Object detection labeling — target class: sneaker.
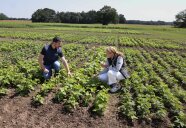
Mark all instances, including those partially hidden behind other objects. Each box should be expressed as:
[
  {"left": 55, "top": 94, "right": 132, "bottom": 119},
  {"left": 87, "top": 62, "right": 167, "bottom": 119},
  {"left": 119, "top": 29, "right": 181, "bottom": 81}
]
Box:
[{"left": 109, "top": 83, "right": 121, "bottom": 93}]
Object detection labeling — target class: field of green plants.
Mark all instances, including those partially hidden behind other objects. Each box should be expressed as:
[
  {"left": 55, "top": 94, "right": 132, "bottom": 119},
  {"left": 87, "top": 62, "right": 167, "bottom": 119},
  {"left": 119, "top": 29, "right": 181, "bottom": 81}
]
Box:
[{"left": 0, "top": 21, "right": 185, "bottom": 127}]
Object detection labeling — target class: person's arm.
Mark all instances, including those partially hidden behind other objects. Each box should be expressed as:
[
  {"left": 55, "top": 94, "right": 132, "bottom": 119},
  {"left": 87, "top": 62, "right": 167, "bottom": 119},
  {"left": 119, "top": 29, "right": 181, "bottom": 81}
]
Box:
[
  {"left": 110, "top": 56, "right": 123, "bottom": 72},
  {"left": 61, "top": 57, "right": 71, "bottom": 76},
  {"left": 100, "top": 59, "right": 109, "bottom": 68},
  {"left": 98, "top": 59, "right": 109, "bottom": 75},
  {"left": 38, "top": 54, "right": 49, "bottom": 73}
]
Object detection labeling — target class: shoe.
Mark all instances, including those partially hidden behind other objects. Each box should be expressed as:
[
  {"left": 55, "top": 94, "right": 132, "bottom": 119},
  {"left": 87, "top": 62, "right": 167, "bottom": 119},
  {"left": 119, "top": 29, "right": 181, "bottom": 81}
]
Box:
[{"left": 109, "top": 83, "right": 121, "bottom": 93}]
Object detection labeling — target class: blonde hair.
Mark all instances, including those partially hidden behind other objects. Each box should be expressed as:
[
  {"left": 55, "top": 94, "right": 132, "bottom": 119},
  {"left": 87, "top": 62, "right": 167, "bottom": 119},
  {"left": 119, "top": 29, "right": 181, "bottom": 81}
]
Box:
[{"left": 106, "top": 46, "right": 124, "bottom": 57}]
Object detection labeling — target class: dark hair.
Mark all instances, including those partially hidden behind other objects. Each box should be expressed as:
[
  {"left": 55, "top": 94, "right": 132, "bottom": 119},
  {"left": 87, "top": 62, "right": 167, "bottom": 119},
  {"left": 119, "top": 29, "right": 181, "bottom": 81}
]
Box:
[{"left": 53, "top": 36, "right": 62, "bottom": 43}]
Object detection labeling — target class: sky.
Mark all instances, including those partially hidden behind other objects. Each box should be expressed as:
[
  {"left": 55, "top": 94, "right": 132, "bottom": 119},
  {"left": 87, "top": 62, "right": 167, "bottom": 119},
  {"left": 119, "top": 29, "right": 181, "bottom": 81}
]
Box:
[{"left": 0, "top": 0, "right": 185, "bottom": 22}]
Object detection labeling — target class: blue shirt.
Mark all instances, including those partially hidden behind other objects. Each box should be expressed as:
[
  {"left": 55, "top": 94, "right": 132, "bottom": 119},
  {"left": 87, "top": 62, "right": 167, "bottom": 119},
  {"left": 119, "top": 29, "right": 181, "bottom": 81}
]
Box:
[{"left": 41, "top": 44, "right": 63, "bottom": 65}]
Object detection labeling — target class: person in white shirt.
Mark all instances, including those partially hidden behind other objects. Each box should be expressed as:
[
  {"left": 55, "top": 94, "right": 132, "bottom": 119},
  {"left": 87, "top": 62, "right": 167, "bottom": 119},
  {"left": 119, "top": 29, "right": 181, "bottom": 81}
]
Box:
[{"left": 98, "top": 46, "right": 129, "bottom": 93}]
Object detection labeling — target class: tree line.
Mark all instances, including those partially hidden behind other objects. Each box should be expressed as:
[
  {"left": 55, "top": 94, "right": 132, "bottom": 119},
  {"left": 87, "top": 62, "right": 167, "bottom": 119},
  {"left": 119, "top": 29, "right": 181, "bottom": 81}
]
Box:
[
  {"left": 31, "top": 6, "right": 126, "bottom": 25},
  {"left": 0, "top": 13, "right": 29, "bottom": 20},
  {"left": 30, "top": 7, "right": 185, "bottom": 27},
  {"left": 126, "top": 20, "right": 173, "bottom": 25}
]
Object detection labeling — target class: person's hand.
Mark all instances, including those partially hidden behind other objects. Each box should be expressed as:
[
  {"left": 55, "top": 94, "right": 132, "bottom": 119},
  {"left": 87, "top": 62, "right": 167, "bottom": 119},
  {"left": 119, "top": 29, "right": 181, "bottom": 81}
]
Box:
[
  {"left": 67, "top": 71, "right": 72, "bottom": 77},
  {"left": 100, "top": 62, "right": 105, "bottom": 67},
  {"left": 100, "top": 62, "right": 108, "bottom": 68},
  {"left": 43, "top": 68, "right": 49, "bottom": 73}
]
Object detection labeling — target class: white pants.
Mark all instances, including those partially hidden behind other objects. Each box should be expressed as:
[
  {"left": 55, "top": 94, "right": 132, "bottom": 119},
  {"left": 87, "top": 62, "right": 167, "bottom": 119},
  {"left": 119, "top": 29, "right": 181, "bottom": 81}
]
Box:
[{"left": 98, "top": 70, "right": 124, "bottom": 85}]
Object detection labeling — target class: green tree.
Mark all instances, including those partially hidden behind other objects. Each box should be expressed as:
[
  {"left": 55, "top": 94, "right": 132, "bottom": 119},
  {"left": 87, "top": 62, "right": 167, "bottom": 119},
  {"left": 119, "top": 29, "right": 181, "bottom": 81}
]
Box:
[
  {"left": 86, "top": 10, "right": 98, "bottom": 23},
  {"left": 0, "top": 13, "right": 8, "bottom": 20},
  {"left": 174, "top": 9, "right": 186, "bottom": 28},
  {"left": 97, "top": 6, "right": 118, "bottom": 25},
  {"left": 31, "top": 8, "right": 56, "bottom": 22},
  {"left": 119, "top": 14, "right": 126, "bottom": 24},
  {"left": 112, "top": 14, "right": 119, "bottom": 24}
]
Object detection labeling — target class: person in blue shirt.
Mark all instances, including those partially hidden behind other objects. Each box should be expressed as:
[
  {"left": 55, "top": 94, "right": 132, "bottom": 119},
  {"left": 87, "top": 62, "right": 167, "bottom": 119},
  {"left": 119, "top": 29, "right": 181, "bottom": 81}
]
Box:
[{"left": 38, "top": 36, "right": 71, "bottom": 80}]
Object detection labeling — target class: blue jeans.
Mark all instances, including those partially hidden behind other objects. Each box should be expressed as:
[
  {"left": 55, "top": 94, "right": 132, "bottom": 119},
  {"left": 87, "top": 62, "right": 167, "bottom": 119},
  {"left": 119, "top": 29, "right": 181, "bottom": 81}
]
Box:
[{"left": 43, "top": 61, "right": 60, "bottom": 80}]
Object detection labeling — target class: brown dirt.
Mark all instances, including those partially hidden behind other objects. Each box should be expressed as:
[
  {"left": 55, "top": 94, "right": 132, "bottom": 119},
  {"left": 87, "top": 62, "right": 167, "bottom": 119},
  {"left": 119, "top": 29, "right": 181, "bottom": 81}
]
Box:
[
  {"left": 0, "top": 88, "right": 127, "bottom": 128},
  {"left": 0, "top": 88, "right": 171, "bottom": 128}
]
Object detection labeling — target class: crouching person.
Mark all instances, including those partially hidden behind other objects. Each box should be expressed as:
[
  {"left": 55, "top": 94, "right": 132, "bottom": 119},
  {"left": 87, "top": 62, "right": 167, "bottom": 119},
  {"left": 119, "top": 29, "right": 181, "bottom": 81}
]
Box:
[
  {"left": 98, "top": 46, "right": 129, "bottom": 93},
  {"left": 38, "top": 36, "right": 71, "bottom": 80}
]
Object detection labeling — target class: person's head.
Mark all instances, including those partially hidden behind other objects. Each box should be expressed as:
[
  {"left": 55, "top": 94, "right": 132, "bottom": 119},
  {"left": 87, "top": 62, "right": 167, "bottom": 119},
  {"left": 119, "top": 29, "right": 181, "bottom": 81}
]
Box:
[
  {"left": 106, "top": 46, "right": 123, "bottom": 58},
  {"left": 51, "top": 36, "right": 62, "bottom": 49}
]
